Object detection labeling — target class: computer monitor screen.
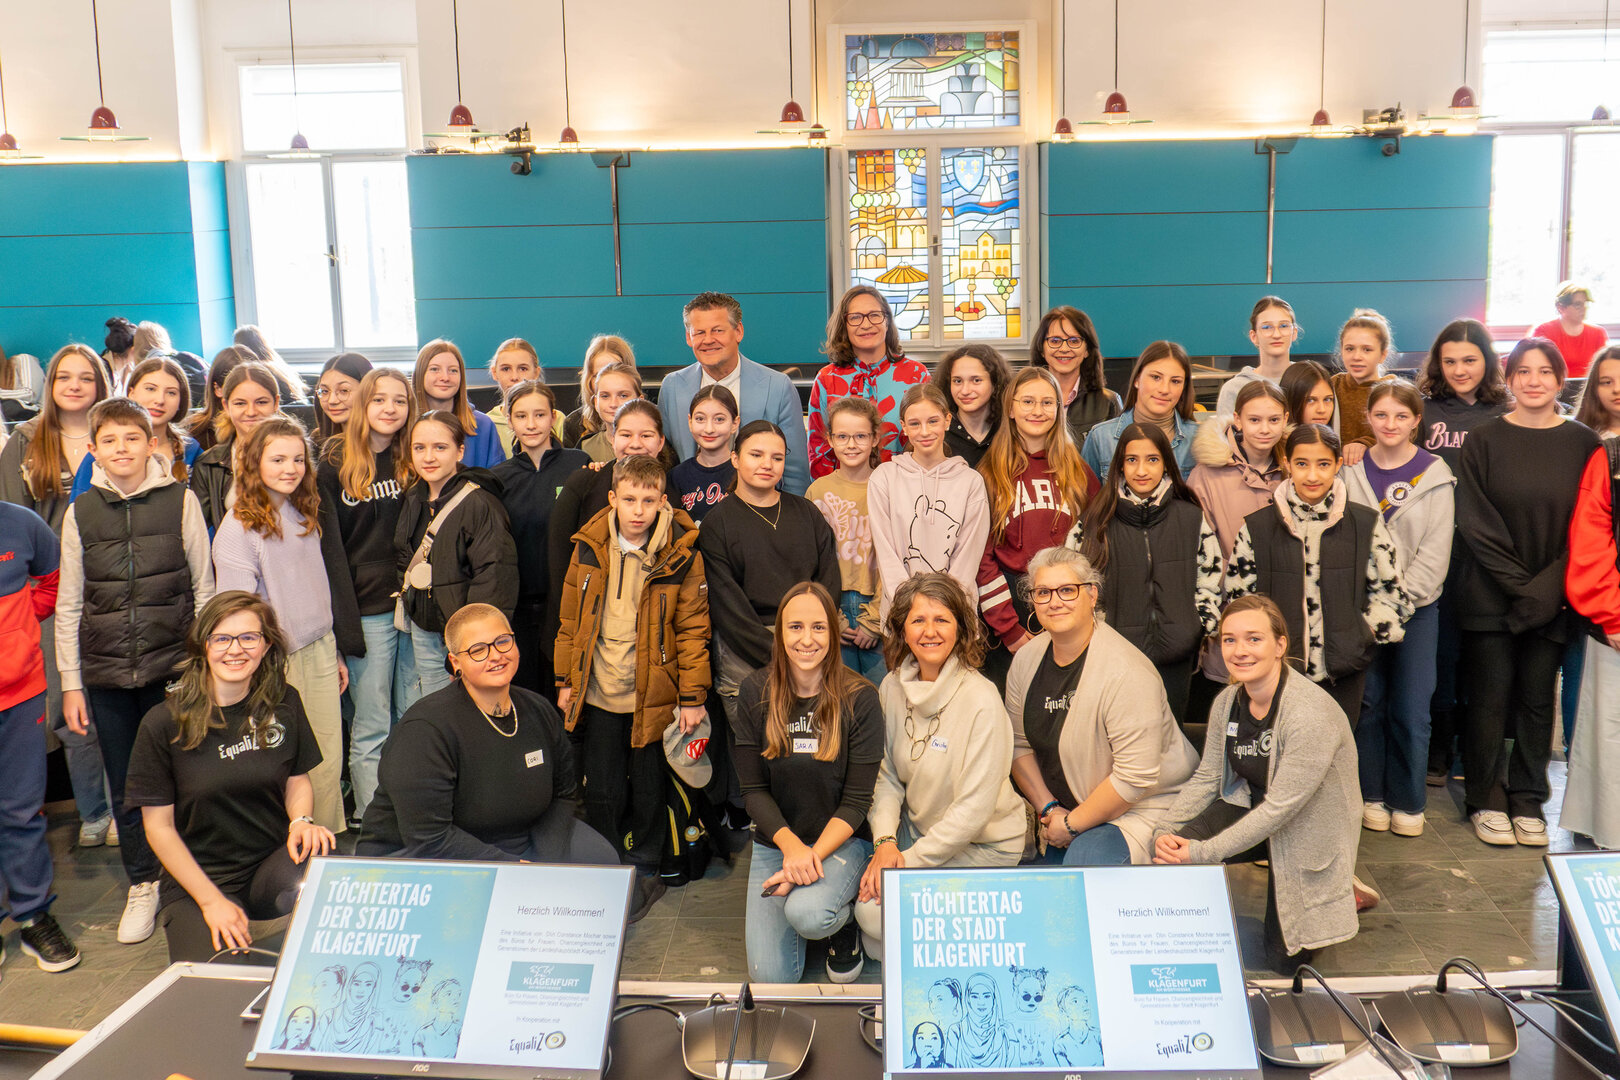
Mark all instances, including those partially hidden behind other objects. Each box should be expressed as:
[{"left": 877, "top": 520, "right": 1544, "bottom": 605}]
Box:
[
  {"left": 246, "top": 857, "right": 635, "bottom": 1080},
  {"left": 881, "top": 864, "right": 1262, "bottom": 1079},
  {"left": 1546, "top": 853, "right": 1620, "bottom": 1041}
]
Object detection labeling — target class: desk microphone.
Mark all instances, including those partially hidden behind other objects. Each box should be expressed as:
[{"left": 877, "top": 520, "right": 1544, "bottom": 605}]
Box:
[
  {"left": 679, "top": 981, "right": 815, "bottom": 1080},
  {"left": 1425, "top": 958, "right": 1610, "bottom": 1078}
]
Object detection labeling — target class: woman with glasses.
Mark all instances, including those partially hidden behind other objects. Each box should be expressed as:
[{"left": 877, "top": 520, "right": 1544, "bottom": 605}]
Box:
[
  {"left": 1006, "top": 548, "right": 1198, "bottom": 865},
  {"left": 806, "top": 286, "right": 932, "bottom": 480},
  {"left": 1081, "top": 341, "right": 1199, "bottom": 482},
  {"left": 312, "top": 353, "right": 372, "bottom": 444},
  {"left": 125, "top": 592, "right": 335, "bottom": 963},
  {"left": 1030, "top": 306, "right": 1121, "bottom": 446},
  {"left": 852, "top": 573, "right": 1025, "bottom": 960},
  {"left": 358, "top": 605, "right": 625, "bottom": 886},
  {"left": 1216, "top": 296, "right": 1301, "bottom": 423}
]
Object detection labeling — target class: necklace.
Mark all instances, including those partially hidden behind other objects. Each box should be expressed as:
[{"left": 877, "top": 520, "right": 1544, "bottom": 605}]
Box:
[
  {"left": 741, "top": 497, "right": 782, "bottom": 530},
  {"left": 904, "top": 703, "right": 942, "bottom": 762},
  {"left": 474, "top": 697, "right": 517, "bottom": 737}
]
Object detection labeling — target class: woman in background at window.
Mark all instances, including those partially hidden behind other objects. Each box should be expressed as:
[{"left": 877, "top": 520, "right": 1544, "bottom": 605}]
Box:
[
  {"left": 1280, "top": 360, "right": 1338, "bottom": 431},
  {"left": 189, "top": 345, "right": 255, "bottom": 453},
  {"left": 1029, "top": 306, "right": 1120, "bottom": 446},
  {"left": 233, "top": 325, "right": 311, "bottom": 406},
  {"left": 935, "top": 344, "right": 1012, "bottom": 469},
  {"left": 1216, "top": 297, "right": 1300, "bottom": 423},
  {"left": 313, "top": 353, "right": 372, "bottom": 445},
  {"left": 1533, "top": 281, "right": 1608, "bottom": 380},
  {"left": 561, "top": 335, "right": 636, "bottom": 449},
  {"left": 412, "top": 339, "right": 504, "bottom": 469},
  {"left": 190, "top": 363, "right": 282, "bottom": 534},
  {"left": 0, "top": 343, "right": 46, "bottom": 422},
  {"left": 806, "top": 286, "right": 930, "bottom": 480},
  {"left": 578, "top": 361, "right": 646, "bottom": 464}
]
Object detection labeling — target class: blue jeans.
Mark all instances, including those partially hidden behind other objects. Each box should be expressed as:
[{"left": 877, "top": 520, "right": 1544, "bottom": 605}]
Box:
[
  {"left": 348, "top": 613, "right": 418, "bottom": 818},
  {"left": 409, "top": 624, "right": 453, "bottom": 701},
  {"left": 1562, "top": 634, "right": 1586, "bottom": 755},
  {"left": 1359, "top": 601, "right": 1439, "bottom": 814},
  {"left": 0, "top": 694, "right": 56, "bottom": 922},
  {"left": 746, "top": 835, "right": 872, "bottom": 983},
  {"left": 839, "top": 591, "right": 886, "bottom": 682},
  {"left": 1038, "top": 822, "right": 1131, "bottom": 866},
  {"left": 44, "top": 616, "right": 109, "bottom": 823}
]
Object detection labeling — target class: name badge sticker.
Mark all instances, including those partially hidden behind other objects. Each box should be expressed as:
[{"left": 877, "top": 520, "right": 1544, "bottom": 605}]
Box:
[
  {"left": 1227, "top": 721, "right": 1240, "bottom": 737},
  {"left": 525, "top": 749, "right": 545, "bottom": 768},
  {"left": 793, "top": 737, "right": 819, "bottom": 754},
  {"left": 929, "top": 735, "right": 950, "bottom": 754}
]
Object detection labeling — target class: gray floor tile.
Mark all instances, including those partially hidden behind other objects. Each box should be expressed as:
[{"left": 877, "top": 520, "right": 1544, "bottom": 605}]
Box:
[
  {"left": 659, "top": 918, "right": 750, "bottom": 979},
  {"left": 1360, "top": 861, "right": 1496, "bottom": 914},
  {"left": 1355, "top": 822, "right": 1458, "bottom": 863},
  {"left": 1311, "top": 912, "right": 1433, "bottom": 977},
  {"left": 621, "top": 917, "right": 676, "bottom": 979},
  {"left": 1399, "top": 911, "right": 1540, "bottom": 971},
  {"left": 1499, "top": 906, "right": 1562, "bottom": 970},
  {"left": 1461, "top": 857, "right": 1559, "bottom": 910}
]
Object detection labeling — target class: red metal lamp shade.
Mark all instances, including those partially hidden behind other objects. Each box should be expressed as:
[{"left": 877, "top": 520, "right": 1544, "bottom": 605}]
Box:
[
  {"left": 447, "top": 103, "right": 475, "bottom": 129},
  {"left": 1450, "top": 85, "right": 1478, "bottom": 111},
  {"left": 88, "top": 105, "right": 118, "bottom": 131},
  {"left": 559, "top": 125, "right": 579, "bottom": 145},
  {"left": 1103, "top": 91, "right": 1130, "bottom": 123},
  {"left": 779, "top": 100, "right": 804, "bottom": 124}
]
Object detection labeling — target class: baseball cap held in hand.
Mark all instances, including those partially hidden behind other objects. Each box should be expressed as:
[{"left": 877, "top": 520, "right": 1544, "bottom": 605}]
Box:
[{"left": 663, "top": 708, "right": 712, "bottom": 788}]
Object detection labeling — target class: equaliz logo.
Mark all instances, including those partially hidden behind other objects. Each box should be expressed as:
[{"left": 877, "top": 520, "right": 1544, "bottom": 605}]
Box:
[{"left": 1155, "top": 1032, "right": 1214, "bottom": 1058}]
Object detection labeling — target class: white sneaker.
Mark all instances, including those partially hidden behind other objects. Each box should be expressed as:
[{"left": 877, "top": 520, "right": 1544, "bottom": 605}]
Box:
[
  {"left": 1511, "top": 816, "right": 1549, "bottom": 847},
  {"left": 1391, "top": 811, "right": 1425, "bottom": 837},
  {"left": 1362, "top": 802, "right": 1391, "bottom": 832},
  {"left": 117, "top": 882, "right": 160, "bottom": 944},
  {"left": 107, "top": 818, "right": 119, "bottom": 847},
  {"left": 1472, "top": 810, "right": 1517, "bottom": 846},
  {"left": 77, "top": 815, "right": 111, "bottom": 848}
]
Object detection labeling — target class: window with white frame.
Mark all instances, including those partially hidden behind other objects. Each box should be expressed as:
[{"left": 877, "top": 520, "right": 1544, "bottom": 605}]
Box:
[
  {"left": 838, "top": 29, "right": 1030, "bottom": 348},
  {"left": 237, "top": 60, "right": 417, "bottom": 356},
  {"left": 1483, "top": 30, "right": 1620, "bottom": 331}
]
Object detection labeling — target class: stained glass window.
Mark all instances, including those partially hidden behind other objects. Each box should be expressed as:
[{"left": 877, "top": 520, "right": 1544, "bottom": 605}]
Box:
[
  {"left": 849, "top": 149, "right": 931, "bottom": 341},
  {"left": 844, "top": 32, "right": 1020, "bottom": 131},
  {"left": 940, "top": 147, "right": 1020, "bottom": 340}
]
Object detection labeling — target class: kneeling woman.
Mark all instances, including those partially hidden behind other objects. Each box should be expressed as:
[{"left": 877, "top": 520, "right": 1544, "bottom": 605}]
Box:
[
  {"left": 734, "top": 583, "right": 885, "bottom": 984},
  {"left": 125, "top": 592, "right": 335, "bottom": 962},
  {"left": 357, "top": 608, "right": 624, "bottom": 875},
  {"left": 854, "top": 574, "right": 1025, "bottom": 958},
  {"left": 1154, "top": 596, "right": 1361, "bottom": 971},
  {"left": 1006, "top": 548, "right": 1200, "bottom": 866}
]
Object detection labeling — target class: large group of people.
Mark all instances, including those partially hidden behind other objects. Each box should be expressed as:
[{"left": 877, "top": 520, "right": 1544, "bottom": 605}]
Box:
[{"left": 0, "top": 280, "right": 1612, "bottom": 983}]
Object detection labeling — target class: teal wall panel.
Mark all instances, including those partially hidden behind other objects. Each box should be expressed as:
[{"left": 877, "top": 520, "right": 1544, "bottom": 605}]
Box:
[
  {"left": 0, "top": 234, "right": 202, "bottom": 307},
  {"left": 0, "top": 164, "right": 195, "bottom": 237},
  {"left": 1044, "top": 140, "right": 1266, "bottom": 215},
  {"left": 1272, "top": 207, "right": 1489, "bottom": 285},
  {"left": 1274, "top": 137, "right": 1494, "bottom": 211},
  {"left": 1045, "top": 212, "right": 1267, "bottom": 288},
  {"left": 0, "top": 304, "right": 205, "bottom": 362},
  {"left": 406, "top": 152, "right": 830, "bottom": 371}
]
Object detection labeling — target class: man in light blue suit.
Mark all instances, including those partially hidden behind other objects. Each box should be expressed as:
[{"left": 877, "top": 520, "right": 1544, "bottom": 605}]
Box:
[{"left": 657, "top": 292, "right": 811, "bottom": 496}]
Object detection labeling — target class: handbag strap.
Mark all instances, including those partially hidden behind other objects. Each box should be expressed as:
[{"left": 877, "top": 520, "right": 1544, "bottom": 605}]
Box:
[{"left": 404, "top": 483, "right": 477, "bottom": 584}]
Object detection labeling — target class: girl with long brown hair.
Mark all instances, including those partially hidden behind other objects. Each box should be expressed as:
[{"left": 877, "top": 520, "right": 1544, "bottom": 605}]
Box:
[
  {"left": 211, "top": 417, "right": 346, "bottom": 833},
  {"left": 1080, "top": 340, "right": 1198, "bottom": 481},
  {"left": 0, "top": 343, "right": 111, "bottom": 531},
  {"left": 734, "top": 581, "right": 885, "bottom": 983},
  {"left": 69, "top": 355, "right": 197, "bottom": 500},
  {"left": 412, "top": 339, "right": 504, "bottom": 468},
  {"left": 806, "top": 286, "right": 929, "bottom": 479},
  {"left": 189, "top": 361, "right": 282, "bottom": 533}
]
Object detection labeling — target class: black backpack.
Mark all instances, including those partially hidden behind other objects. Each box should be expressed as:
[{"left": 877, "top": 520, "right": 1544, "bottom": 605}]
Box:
[{"left": 659, "top": 766, "right": 731, "bottom": 888}]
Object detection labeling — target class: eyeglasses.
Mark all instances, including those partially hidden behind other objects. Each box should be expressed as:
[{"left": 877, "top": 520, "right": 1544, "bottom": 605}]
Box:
[
  {"left": 1256, "top": 321, "right": 1296, "bottom": 334},
  {"left": 1044, "top": 335, "right": 1084, "bottom": 350},
  {"left": 207, "top": 631, "right": 265, "bottom": 651},
  {"left": 316, "top": 385, "right": 353, "bottom": 400},
  {"left": 1014, "top": 396, "right": 1059, "bottom": 412},
  {"left": 1031, "top": 584, "right": 1090, "bottom": 605},
  {"left": 455, "top": 634, "right": 516, "bottom": 662},
  {"left": 830, "top": 432, "right": 873, "bottom": 445},
  {"left": 846, "top": 311, "right": 887, "bottom": 327}
]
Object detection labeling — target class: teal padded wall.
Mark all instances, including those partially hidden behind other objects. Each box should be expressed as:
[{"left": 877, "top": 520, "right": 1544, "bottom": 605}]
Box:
[
  {"left": 0, "top": 162, "right": 236, "bottom": 360},
  {"left": 407, "top": 150, "right": 831, "bottom": 370},
  {"left": 1041, "top": 136, "right": 1492, "bottom": 358}
]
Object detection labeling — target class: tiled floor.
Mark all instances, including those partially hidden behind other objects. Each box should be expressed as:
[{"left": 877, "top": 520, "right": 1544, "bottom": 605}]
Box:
[{"left": 0, "top": 764, "right": 1588, "bottom": 1032}]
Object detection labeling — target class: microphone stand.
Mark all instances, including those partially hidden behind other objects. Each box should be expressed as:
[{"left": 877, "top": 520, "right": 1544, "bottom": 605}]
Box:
[
  {"left": 1292, "top": 965, "right": 1412, "bottom": 1077},
  {"left": 1435, "top": 957, "right": 1617, "bottom": 1080}
]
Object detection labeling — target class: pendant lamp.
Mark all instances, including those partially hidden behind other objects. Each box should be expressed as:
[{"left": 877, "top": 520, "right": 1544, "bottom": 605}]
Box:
[
  {"left": 0, "top": 46, "right": 41, "bottom": 158},
  {"left": 558, "top": 0, "right": 580, "bottom": 147},
  {"left": 60, "top": 1, "right": 148, "bottom": 142},
  {"left": 425, "top": 0, "right": 481, "bottom": 138},
  {"left": 1052, "top": 0, "right": 1075, "bottom": 141},
  {"left": 268, "top": 0, "right": 320, "bottom": 157}
]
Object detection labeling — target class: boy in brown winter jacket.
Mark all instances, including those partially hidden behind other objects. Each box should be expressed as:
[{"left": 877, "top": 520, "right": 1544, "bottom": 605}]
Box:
[{"left": 555, "top": 455, "right": 710, "bottom": 874}]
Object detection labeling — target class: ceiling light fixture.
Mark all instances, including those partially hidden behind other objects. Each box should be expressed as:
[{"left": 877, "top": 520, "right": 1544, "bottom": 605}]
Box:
[
  {"left": 1075, "top": 0, "right": 1150, "bottom": 128},
  {"left": 267, "top": 0, "right": 320, "bottom": 158},
  {"left": 1596, "top": 0, "right": 1613, "bottom": 122},
  {"left": 0, "top": 44, "right": 40, "bottom": 159},
  {"left": 425, "top": 0, "right": 480, "bottom": 138},
  {"left": 558, "top": 0, "right": 580, "bottom": 148},
  {"left": 1052, "top": 0, "right": 1074, "bottom": 142},
  {"left": 1447, "top": 0, "right": 1480, "bottom": 129},
  {"left": 1308, "top": 0, "right": 1341, "bottom": 134},
  {"left": 60, "top": 0, "right": 148, "bottom": 142}
]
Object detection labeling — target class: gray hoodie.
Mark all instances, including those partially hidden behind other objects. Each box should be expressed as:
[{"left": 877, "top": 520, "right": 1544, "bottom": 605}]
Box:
[
  {"left": 1343, "top": 453, "right": 1456, "bottom": 609},
  {"left": 868, "top": 452, "right": 991, "bottom": 622}
]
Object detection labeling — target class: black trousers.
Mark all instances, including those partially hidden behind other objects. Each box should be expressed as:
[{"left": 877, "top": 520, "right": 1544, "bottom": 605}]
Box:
[
  {"left": 577, "top": 704, "right": 668, "bottom": 870},
  {"left": 1461, "top": 629, "right": 1562, "bottom": 818},
  {"left": 1156, "top": 655, "right": 1194, "bottom": 725},
  {"left": 511, "top": 600, "right": 557, "bottom": 705},
  {"left": 1316, "top": 668, "right": 1369, "bottom": 731},
  {"left": 1179, "top": 800, "right": 1312, "bottom": 972},
  {"left": 159, "top": 846, "right": 304, "bottom": 963}
]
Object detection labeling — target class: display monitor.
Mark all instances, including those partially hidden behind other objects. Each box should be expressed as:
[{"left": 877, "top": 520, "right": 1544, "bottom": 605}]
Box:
[
  {"left": 246, "top": 856, "right": 635, "bottom": 1080},
  {"left": 1546, "top": 852, "right": 1620, "bottom": 1043},
  {"left": 881, "top": 864, "right": 1262, "bottom": 1079}
]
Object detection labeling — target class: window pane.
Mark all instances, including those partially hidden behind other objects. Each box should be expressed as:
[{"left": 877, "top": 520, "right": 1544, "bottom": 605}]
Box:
[
  {"left": 1487, "top": 134, "right": 1565, "bottom": 327},
  {"left": 1569, "top": 133, "right": 1620, "bottom": 315},
  {"left": 845, "top": 33, "right": 1020, "bottom": 130},
  {"left": 849, "top": 148, "right": 930, "bottom": 341},
  {"left": 332, "top": 161, "right": 418, "bottom": 349},
  {"left": 1483, "top": 31, "right": 1620, "bottom": 123},
  {"left": 245, "top": 162, "right": 335, "bottom": 350},
  {"left": 240, "top": 62, "right": 407, "bottom": 152},
  {"left": 941, "top": 146, "right": 1020, "bottom": 340}
]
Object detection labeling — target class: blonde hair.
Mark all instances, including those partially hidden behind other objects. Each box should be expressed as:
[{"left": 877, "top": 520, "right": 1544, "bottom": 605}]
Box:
[
  {"left": 413, "top": 339, "right": 478, "bottom": 437},
  {"left": 579, "top": 335, "right": 636, "bottom": 436},
  {"left": 331, "top": 368, "right": 417, "bottom": 501}
]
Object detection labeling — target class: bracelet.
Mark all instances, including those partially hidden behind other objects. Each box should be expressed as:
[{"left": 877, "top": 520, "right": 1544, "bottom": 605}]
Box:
[
  {"left": 1063, "top": 811, "right": 1081, "bottom": 839},
  {"left": 874, "top": 835, "right": 897, "bottom": 849},
  {"left": 1038, "top": 800, "right": 1061, "bottom": 819},
  {"left": 289, "top": 815, "right": 314, "bottom": 829}
]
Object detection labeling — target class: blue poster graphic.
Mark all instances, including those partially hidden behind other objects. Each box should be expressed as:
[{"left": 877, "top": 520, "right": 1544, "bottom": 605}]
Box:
[{"left": 1565, "top": 855, "right": 1620, "bottom": 989}]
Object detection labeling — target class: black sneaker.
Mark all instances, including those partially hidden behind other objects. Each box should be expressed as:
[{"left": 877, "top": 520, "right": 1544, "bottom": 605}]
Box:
[
  {"left": 19, "top": 913, "right": 81, "bottom": 973},
  {"left": 825, "top": 917, "right": 865, "bottom": 984},
  {"left": 627, "top": 875, "right": 667, "bottom": 925}
]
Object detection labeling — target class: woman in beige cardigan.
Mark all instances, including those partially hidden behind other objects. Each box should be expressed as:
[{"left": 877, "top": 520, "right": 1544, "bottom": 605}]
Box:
[{"left": 1006, "top": 547, "right": 1200, "bottom": 865}]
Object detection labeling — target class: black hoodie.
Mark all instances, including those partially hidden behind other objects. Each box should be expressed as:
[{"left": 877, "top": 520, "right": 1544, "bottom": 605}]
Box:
[
  {"left": 318, "top": 447, "right": 408, "bottom": 653},
  {"left": 492, "top": 444, "right": 590, "bottom": 603},
  {"left": 394, "top": 467, "right": 520, "bottom": 634}
]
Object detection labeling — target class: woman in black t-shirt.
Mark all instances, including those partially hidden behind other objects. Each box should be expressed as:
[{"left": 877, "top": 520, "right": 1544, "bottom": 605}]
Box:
[
  {"left": 125, "top": 591, "right": 334, "bottom": 963},
  {"left": 733, "top": 582, "right": 884, "bottom": 986}
]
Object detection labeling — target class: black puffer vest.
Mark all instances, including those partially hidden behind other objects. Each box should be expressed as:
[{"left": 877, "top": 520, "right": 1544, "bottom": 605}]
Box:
[
  {"left": 75, "top": 483, "right": 194, "bottom": 688},
  {"left": 1246, "top": 500, "right": 1378, "bottom": 680},
  {"left": 1096, "top": 498, "right": 1204, "bottom": 664}
]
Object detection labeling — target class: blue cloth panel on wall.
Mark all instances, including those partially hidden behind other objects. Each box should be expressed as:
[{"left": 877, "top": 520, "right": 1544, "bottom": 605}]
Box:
[
  {"left": 0, "top": 162, "right": 235, "bottom": 360},
  {"left": 1042, "top": 136, "right": 1492, "bottom": 357},
  {"left": 406, "top": 150, "right": 830, "bottom": 371}
]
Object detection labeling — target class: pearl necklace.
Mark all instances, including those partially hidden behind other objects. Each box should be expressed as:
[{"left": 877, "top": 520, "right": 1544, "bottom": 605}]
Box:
[{"left": 474, "top": 698, "right": 517, "bottom": 738}]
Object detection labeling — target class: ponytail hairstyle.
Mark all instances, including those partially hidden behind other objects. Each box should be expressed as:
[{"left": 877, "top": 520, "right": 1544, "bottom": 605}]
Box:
[
  {"left": 1365, "top": 379, "right": 1425, "bottom": 439},
  {"left": 688, "top": 383, "right": 738, "bottom": 419},
  {"left": 232, "top": 416, "right": 320, "bottom": 540},
  {"left": 1336, "top": 308, "right": 1394, "bottom": 371},
  {"left": 24, "top": 344, "right": 111, "bottom": 500},
  {"left": 762, "top": 582, "right": 865, "bottom": 762},
  {"left": 332, "top": 368, "right": 417, "bottom": 501},
  {"left": 1079, "top": 422, "right": 1199, "bottom": 572},
  {"left": 898, "top": 381, "right": 954, "bottom": 450},
  {"left": 727, "top": 419, "right": 788, "bottom": 493},
  {"left": 413, "top": 339, "right": 478, "bottom": 437},
  {"left": 1122, "top": 340, "right": 1196, "bottom": 420},
  {"left": 1217, "top": 593, "right": 1290, "bottom": 657},
  {"left": 979, "top": 367, "right": 1092, "bottom": 543},
  {"left": 409, "top": 410, "right": 468, "bottom": 484},
  {"left": 104, "top": 316, "right": 137, "bottom": 358},
  {"left": 1419, "top": 318, "right": 1508, "bottom": 405},
  {"left": 503, "top": 379, "right": 559, "bottom": 454},
  {"left": 611, "top": 397, "right": 681, "bottom": 472},
  {"left": 167, "top": 591, "right": 291, "bottom": 752},
  {"left": 1284, "top": 421, "right": 1343, "bottom": 460},
  {"left": 1249, "top": 295, "right": 1298, "bottom": 332},
  {"left": 126, "top": 355, "right": 194, "bottom": 483}
]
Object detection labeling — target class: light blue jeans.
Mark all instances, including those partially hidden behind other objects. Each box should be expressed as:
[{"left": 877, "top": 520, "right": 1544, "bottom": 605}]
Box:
[
  {"left": 746, "top": 835, "right": 872, "bottom": 983},
  {"left": 410, "top": 624, "right": 454, "bottom": 700},
  {"left": 43, "top": 616, "right": 110, "bottom": 824},
  {"left": 1037, "top": 822, "right": 1131, "bottom": 866},
  {"left": 840, "top": 591, "right": 886, "bottom": 683},
  {"left": 347, "top": 613, "right": 419, "bottom": 819}
]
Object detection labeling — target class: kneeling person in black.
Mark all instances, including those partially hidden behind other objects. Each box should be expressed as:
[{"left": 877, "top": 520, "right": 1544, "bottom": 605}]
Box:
[{"left": 126, "top": 591, "right": 335, "bottom": 963}]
